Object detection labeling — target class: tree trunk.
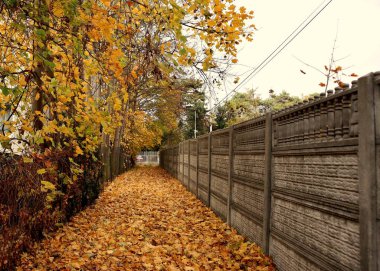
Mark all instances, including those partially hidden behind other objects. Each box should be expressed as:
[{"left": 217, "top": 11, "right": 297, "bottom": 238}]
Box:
[
  {"left": 100, "top": 132, "right": 111, "bottom": 181},
  {"left": 32, "top": 0, "right": 52, "bottom": 133},
  {"left": 111, "top": 126, "right": 121, "bottom": 177}
]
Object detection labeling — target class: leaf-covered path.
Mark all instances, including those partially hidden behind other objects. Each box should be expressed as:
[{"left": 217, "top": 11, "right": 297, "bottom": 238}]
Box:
[{"left": 18, "top": 167, "right": 275, "bottom": 271}]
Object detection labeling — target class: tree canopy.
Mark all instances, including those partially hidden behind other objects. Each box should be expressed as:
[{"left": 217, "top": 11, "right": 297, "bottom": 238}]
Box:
[
  {"left": 214, "top": 89, "right": 301, "bottom": 129},
  {"left": 0, "top": 0, "right": 254, "bottom": 161}
]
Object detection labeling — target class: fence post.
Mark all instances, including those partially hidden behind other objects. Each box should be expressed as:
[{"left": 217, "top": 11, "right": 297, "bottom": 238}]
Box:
[
  {"left": 207, "top": 133, "right": 212, "bottom": 207},
  {"left": 358, "top": 72, "right": 378, "bottom": 271},
  {"left": 176, "top": 146, "right": 179, "bottom": 179},
  {"left": 196, "top": 139, "right": 199, "bottom": 198},
  {"left": 171, "top": 149, "right": 174, "bottom": 175},
  {"left": 263, "top": 112, "right": 273, "bottom": 254},
  {"left": 188, "top": 140, "right": 191, "bottom": 189},
  {"left": 181, "top": 142, "right": 185, "bottom": 185},
  {"left": 227, "top": 126, "right": 234, "bottom": 226}
]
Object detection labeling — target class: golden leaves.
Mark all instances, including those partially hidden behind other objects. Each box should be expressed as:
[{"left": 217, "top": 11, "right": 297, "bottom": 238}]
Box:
[
  {"left": 74, "top": 146, "right": 84, "bottom": 156},
  {"left": 37, "top": 168, "right": 47, "bottom": 175},
  {"left": 170, "top": 0, "right": 255, "bottom": 70},
  {"left": 318, "top": 64, "right": 357, "bottom": 88},
  {"left": 18, "top": 167, "right": 275, "bottom": 271},
  {"left": 332, "top": 65, "right": 342, "bottom": 73},
  {"left": 113, "top": 97, "right": 122, "bottom": 111},
  {"left": 40, "top": 180, "right": 56, "bottom": 191}
]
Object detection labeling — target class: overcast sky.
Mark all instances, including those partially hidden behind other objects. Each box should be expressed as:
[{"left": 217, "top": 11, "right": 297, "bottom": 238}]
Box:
[{"left": 214, "top": 0, "right": 380, "bottom": 103}]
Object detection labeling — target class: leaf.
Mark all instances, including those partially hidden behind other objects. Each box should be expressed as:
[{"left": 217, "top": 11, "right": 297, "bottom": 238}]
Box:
[
  {"left": 0, "top": 86, "right": 10, "bottom": 95},
  {"left": 350, "top": 73, "right": 358, "bottom": 77},
  {"left": 23, "top": 157, "right": 33, "bottom": 163},
  {"left": 75, "top": 145, "right": 84, "bottom": 156},
  {"left": 319, "top": 82, "right": 326, "bottom": 87},
  {"left": 71, "top": 262, "right": 81, "bottom": 269},
  {"left": 179, "top": 48, "right": 187, "bottom": 56},
  {"left": 180, "top": 36, "right": 187, "bottom": 42},
  {"left": 335, "top": 66, "right": 342, "bottom": 72},
  {"left": 113, "top": 98, "right": 122, "bottom": 111},
  {"left": 41, "top": 180, "right": 55, "bottom": 191},
  {"left": 37, "top": 168, "right": 47, "bottom": 174},
  {"left": 231, "top": 59, "right": 238, "bottom": 64},
  {"left": 35, "top": 28, "right": 47, "bottom": 40}
]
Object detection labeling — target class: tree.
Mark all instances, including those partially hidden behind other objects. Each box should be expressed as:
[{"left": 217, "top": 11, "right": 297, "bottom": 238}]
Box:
[
  {"left": 214, "top": 89, "right": 260, "bottom": 128},
  {"left": 260, "top": 90, "right": 301, "bottom": 112},
  {"left": 295, "top": 30, "right": 357, "bottom": 93},
  {"left": 214, "top": 89, "right": 301, "bottom": 128},
  {"left": 0, "top": 0, "right": 255, "bottom": 173}
]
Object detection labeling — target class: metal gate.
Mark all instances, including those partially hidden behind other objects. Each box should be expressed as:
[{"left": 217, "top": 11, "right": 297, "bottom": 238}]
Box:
[{"left": 136, "top": 151, "right": 159, "bottom": 165}]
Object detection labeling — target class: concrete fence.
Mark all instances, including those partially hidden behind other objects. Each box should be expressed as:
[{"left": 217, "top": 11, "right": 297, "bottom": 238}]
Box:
[{"left": 159, "top": 72, "right": 380, "bottom": 271}]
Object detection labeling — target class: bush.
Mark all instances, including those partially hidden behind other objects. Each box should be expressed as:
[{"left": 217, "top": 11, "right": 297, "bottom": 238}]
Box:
[{"left": 0, "top": 151, "right": 103, "bottom": 270}]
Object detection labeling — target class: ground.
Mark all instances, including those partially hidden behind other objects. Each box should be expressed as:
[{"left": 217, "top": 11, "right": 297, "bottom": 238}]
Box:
[{"left": 17, "top": 167, "right": 275, "bottom": 271}]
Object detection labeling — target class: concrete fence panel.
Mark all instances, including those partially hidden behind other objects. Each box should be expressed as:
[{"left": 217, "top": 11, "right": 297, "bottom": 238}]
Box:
[{"left": 159, "top": 72, "right": 380, "bottom": 271}]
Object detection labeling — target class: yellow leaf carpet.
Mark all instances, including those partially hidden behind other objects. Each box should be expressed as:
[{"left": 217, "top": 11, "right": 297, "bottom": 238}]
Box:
[{"left": 18, "top": 167, "right": 275, "bottom": 271}]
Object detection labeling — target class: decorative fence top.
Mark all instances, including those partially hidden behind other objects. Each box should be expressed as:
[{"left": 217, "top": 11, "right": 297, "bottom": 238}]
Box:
[{"left": 273, "top": 83, "right": 358, "bottom": 149}]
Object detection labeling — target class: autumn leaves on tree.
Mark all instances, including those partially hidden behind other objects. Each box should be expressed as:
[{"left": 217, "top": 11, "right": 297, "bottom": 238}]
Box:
[{"left": 0, "top": 0, "right": 254, "bottom": 177}]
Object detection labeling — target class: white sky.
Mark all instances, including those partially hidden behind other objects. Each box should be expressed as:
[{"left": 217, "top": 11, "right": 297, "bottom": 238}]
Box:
[{"left": 215, "top": 0, "right": 380, "bottom": 102}]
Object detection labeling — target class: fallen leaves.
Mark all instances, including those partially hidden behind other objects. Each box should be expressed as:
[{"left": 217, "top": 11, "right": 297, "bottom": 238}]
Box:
[{"left": 17, "top": 167, "right": 275, "bottom": 270}]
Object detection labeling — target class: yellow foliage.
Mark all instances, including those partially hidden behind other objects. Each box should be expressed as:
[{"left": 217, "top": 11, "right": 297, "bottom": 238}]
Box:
[
  {"left": 40, "top": 180, "right": 56, "bottom": 191},
  {"left": 74, "top": 146, "right": 84, "bottom": 156},
  {"left": 0, "top": 0, "right": 254, "bottom": 185},
  {"left": 37, "top": 169, "right": 47, "bottom": 175}
]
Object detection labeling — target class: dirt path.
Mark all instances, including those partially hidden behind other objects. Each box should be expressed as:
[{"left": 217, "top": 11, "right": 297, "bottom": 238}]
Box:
[{"left": 18, "top": 167, "right": 274, "bottom": 271}]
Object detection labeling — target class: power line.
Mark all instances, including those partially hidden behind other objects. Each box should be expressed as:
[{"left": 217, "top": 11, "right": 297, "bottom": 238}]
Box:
[
  {"left": 209, "top": 0, "right": 333, "bottom": 112},
  {"left": 210, "top": 0, "right": 332, "bottom": 110},
  {"left": 248, "top": 1, "right": 333, "bottom": 81}
]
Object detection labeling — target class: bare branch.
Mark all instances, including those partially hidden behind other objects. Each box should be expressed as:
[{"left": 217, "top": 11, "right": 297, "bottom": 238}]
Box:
[{"left": 292, "top": 55, "right": 325, "bottom": 76}]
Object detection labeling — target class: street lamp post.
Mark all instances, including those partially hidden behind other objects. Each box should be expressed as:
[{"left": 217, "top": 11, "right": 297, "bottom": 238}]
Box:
[
  {"left": 194, "top": 110, "right": 197, "bottom": 138},
  {"left": 209, "top": 113, "right": 212, "bottom": 132}
]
